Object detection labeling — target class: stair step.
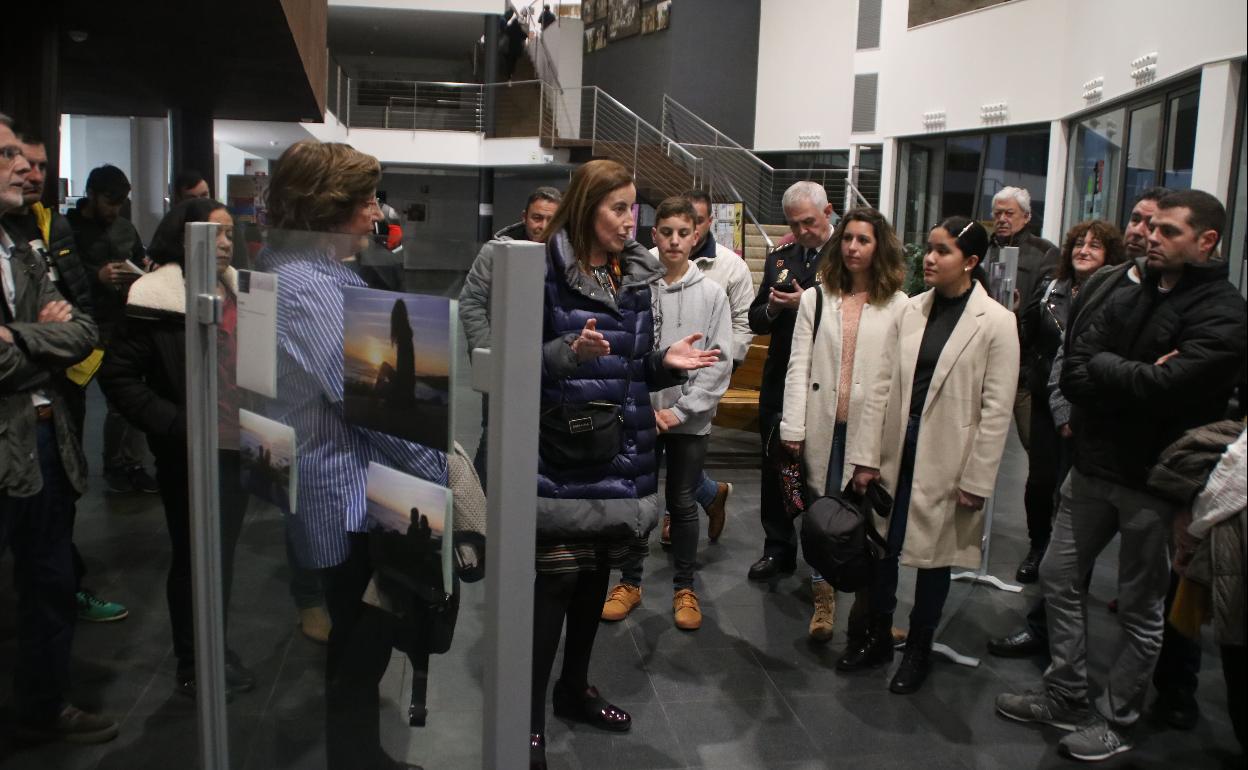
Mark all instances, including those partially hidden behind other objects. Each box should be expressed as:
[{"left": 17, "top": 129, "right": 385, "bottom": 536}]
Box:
[{"left": 745, "top": 245, "right": 768, "bottom": 261}]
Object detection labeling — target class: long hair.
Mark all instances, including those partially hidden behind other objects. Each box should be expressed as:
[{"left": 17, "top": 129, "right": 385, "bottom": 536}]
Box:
[
  {"left": 147, "top": 198, "right": 227, "bottom": 265},
  {"left": 539, "top": 159, "right": 634, "bottom": 270},
  {"left": 816, "top": 207, "right": 905, "bottom": 304},
  {"left": 1057, "top": 220, "right": 1125, "bottom": 282},
  {"left": 934, "top": 216, "right": 990, "bottom": 290}
]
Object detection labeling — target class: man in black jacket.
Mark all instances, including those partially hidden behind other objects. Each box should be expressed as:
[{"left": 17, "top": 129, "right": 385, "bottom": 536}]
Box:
[
  {"left": 66, "top": 164, "right": 157, "bottom": 495},
  {"left": 997, "top": 189, "right": 1247, "bottom": 762},
  {"left": 2, "top": 131, "right": 128, "bottom": 623},
  {"left": 745, "top": 181, "right": 833, "bottom": 580}
]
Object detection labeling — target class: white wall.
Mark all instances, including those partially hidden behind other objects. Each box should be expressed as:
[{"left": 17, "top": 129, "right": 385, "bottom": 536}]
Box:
[
  {"left": 330, "top": 0, "right": 501, "bottom": 13},
  {"left": 754, "top": 0, "right": 1247, "bottom": 148},
  {"left": 66, "top": 116, "right": 132, "bottom": 199},
  {"left": 753, "top": 0, "right": 857, "bottom": 151}
]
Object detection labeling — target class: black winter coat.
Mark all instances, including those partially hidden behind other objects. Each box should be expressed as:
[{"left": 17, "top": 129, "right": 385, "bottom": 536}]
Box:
[
  {"left": 1019, "top": 276, "right": 1073, "bottom": 395},
  {"left": 1061, "top": 259, "right": 1248, "bottom": 488},
  {"left": 748, "top": 240, "right": 822, "bottom": 413}
]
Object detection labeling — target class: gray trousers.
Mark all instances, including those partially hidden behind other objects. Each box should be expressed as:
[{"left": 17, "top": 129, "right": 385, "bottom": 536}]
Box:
[{"left": 1040, "top": 467, "right": 1173, "bottom": 727}]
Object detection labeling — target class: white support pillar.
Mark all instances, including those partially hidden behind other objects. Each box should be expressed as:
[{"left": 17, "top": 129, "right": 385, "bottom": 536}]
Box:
[
  {"left": 1191, "top": 60, "right": 1242, "bottom": 200},
  {"left": 878, "top": 137, "right": 897, "bottom": 222},
  {"left": 1042, "top": 119, "right": 1068, "bottom": 242}
]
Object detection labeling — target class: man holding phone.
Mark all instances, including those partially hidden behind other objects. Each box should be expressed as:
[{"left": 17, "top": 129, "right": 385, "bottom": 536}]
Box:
[{"left": 745, "top": 181, "right": 835, "bottom": 580}]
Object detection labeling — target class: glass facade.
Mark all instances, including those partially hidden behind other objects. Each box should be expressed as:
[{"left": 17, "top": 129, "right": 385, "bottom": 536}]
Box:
[
  {"left": 1063, "top": 77, "right": 1201, "bottom": 231},
  {"left": 894, "top": 126, "right": 1050, "bottom": 247}
]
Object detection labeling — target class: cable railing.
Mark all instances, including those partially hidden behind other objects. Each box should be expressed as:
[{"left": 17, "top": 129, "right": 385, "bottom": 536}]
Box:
[{"left": 661, "top": 95, "right": 879, "bottom": 223}]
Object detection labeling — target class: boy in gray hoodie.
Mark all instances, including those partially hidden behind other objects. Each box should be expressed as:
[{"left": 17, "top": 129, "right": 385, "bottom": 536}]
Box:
[{"left": 600, "top": 197, "right": 732, "bottom": 630}]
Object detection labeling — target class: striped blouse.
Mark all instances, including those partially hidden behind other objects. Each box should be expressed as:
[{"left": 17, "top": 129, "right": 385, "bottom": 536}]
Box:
[{"left": 257, "top": 247, "right": 448, "bottom": 569}]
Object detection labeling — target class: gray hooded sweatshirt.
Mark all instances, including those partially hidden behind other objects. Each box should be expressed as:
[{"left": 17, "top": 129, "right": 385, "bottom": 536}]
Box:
[{"left": 650, "top": 261, "right": 732, "bottom": 435}]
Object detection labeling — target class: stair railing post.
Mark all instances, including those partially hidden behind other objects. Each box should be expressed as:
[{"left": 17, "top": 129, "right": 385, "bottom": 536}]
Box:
[
  {"left": 632, "top": 116, "right": 640, "bottom": 176},
  {"left": 590, "top": 89, "right": 598, "bottom": 150}
]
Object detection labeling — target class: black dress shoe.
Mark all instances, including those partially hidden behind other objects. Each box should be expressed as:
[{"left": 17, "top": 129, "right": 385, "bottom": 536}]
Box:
[
  {"left": 748, "top": 555, "right": 796, "bottom": 581},
  {"left": 889, "top": 627, "right": 934, "bottom": 694},
  {"left": 1153, "top": 693, "right": 1200, "bottom": 730},
  {"left": 552, "top": 681, "right": 631, "bottom": 732},
  {"left": 987, "top": 628, "right": 1047, "bottom": 658},
  {"left": 1015, "top": 545, "right": 1045, "bottom": 584},
  {"left": 530, "top": 733, "right": 548, "bottom": 770},
  {"left": 837, "top": 614, "right": 895, "bottom": 672}
]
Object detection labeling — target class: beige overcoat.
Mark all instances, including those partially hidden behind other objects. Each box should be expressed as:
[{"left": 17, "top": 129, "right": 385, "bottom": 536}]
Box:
[
  {"left": 780, "top": 285, "right": 907, "bottom": 499},
  {"left": 847, "top": 282, "right": 1019, "bottom": 570}
]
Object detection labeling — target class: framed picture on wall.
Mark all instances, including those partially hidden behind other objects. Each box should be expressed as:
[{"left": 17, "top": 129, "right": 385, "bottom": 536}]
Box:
[
  {"left": 641, "top": 3, "right": 658, "bottom": 34},
  {"left": 655, "top": 0, "right": 670, "bottom": 31},
  {"left": 607, "top": 0, "right": 641, "bottom": 41},
  {"left": 582, "top": 0, "right": 595, "bottom": 23}
]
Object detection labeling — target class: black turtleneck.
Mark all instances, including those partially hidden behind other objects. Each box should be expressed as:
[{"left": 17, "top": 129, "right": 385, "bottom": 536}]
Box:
[{"left": 909, "top": 284, "right": 974, "bottom": 417}]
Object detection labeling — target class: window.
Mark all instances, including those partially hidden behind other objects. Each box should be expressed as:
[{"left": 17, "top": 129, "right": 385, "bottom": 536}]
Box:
[
  {"left": 857, "top": 0, "right": 882, "bottom": 49},
  {"left": 1063, "top": 77, "right": 1200, "bottom": 232},
  {"left": 852, "top": 73, "right": 879, "bottom": 133},
  {"left": 1227, "top": 71, "right": 1247, "bottom": 298},
  {"left": 894, "top": 126, "right": 1050, "bottom": 246},
  {"left": 1064, "top": 109, "right": 1125, "bottom": 229}
]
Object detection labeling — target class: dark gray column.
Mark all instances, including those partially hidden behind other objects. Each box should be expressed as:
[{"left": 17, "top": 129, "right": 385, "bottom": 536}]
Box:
[{"left": 477, "top": 167, "right": 496, "bottom": 243}]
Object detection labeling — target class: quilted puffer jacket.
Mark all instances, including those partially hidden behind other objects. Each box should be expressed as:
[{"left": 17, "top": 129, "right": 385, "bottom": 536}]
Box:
[{"left": 536, "top": 230, "right": 683, "bottom": 539}]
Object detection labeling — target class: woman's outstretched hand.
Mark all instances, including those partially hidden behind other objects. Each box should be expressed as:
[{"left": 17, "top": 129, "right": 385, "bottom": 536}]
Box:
[
  {"left": 663, "top": 333, "right": 721, "bottom": 370},
  {"left": 570, "top": 318, "right": 610, "bottom": 361}
]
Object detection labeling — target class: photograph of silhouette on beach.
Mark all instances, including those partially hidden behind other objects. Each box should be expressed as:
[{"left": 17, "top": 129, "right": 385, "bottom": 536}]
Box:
[
  {"left": 342, "top": 286, "right": 454, "bottom": 452},
  {"left": 238, "top": 409, "right": 296, "bottom": 514},
  {"left": 364, "top": 461, "right": 451, "bottom": 537}
]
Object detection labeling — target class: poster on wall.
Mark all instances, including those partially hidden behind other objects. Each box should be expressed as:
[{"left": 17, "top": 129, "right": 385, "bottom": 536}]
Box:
[
  {"left": 712, "top": 202, "right": 744, "bottom": 257},
  {"left": 642, "top": 1, "right": 670, "bottom": 34},
  {"left": 342, "top": 286, "right": 455, "bottom": 452},
  {"left": 584, "top": 24, "right": 607, "bottom": 53},
  {"left": 607, "top": 0, "right": 641, "bottom": 41}
]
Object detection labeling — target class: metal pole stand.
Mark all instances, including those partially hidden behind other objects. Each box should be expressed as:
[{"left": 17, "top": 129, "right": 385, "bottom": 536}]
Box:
[
  {"left": 473, "top": 240, "right": 543, "bottom": 769},
  {"left": 184, "top": 222, "right": 229, "bottom": 768}
]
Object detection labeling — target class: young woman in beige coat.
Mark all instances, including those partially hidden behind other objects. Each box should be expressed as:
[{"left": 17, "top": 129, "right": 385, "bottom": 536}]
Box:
[
  {"left": 779, "top": 208, "right": 907, "bottom": 644},
  {"left": 846, "top": 217, "right": 1019, "bottom": 694}
]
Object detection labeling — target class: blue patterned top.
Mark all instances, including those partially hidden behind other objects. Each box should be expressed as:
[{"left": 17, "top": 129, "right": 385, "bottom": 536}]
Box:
[{"left": 257, "top": 246, "right": 448, "bottom": 569}]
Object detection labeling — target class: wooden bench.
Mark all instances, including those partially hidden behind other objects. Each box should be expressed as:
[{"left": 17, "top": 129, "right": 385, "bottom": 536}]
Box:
[{"left": 712, "top": 336, "right": 767, "bottom": 433}]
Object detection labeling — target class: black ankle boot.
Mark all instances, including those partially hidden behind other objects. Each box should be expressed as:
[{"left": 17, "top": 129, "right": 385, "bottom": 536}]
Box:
[
  {"left": 837, "top": 614, "right": 894, "bottom": 672},
  {"left": 530, "top": 733, "right": 547, "bottom": 770},
  {"left": 889, "top": 626, "right": 935, "bottom": 694}
]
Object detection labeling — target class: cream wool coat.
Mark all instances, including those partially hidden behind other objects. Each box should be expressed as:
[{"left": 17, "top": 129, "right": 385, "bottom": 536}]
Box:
[
  {"left": 847, "top": 282, "right": 1019, "bottom": 570},
  {"left": 780, "top": 285, "right": 907, "bottom": 499}
]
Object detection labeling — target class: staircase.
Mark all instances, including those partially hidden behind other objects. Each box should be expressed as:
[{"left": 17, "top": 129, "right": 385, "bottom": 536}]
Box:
[{"left": 745, "top": 223, "right": 791, "bottom": 290}]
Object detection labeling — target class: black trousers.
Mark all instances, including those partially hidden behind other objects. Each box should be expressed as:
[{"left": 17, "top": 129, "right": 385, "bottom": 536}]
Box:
[
  {"left": 758, "top": 408, "right": 796, "bottom": 560},
  {"left": 323, "top": 533, "right": 398, "bottom": 770},
  {"left": 1023, "top": 386, "right": 1059, "bottom": 550},
  {"left": 0, "top": 421, "right": 77, "bottom": 724},
  {"left": 1152, "top": 571, "right": 1203, "bottom": 702},
  {"left": 156, "top": 450, "right": 249, "bottom": 675},
  {"left": 531, "top": 568, "right": 610, "bottom": 733},
  {"left": 622, "top": 433, "right": 708, "bottom": 590}
]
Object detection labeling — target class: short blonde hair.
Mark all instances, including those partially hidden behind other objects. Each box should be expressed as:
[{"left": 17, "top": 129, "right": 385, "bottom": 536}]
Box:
[{"left": 266, "top": 140, "right": 380, "bottom": 232}]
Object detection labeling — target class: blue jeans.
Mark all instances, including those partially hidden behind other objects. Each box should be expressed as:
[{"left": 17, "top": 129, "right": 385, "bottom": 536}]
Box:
[
  {"left": 622, "top": 434, "right": 709, "bottom": 590},
  {"left": 695, "top": 471, "right": 717, "bottom": 509},
  {"left": 0, "top": 420, "right": 77, "bottom": 723},
  {"left": 870, "top": 415, "right": 951, "bottom": 632}
]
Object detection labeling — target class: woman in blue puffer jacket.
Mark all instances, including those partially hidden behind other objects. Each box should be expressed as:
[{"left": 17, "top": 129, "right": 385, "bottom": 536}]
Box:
[{"left": 528, "top": 159, "right": 719, "bottom": 769}]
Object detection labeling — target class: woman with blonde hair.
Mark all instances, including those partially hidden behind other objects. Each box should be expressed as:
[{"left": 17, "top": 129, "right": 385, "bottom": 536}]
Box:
[
  {"left": 847, "top": 216, "right": 1019, "bottom": 694},
  {"left": 530, "top": 159, "right": 719, "bottom": 768},
  {"left": 779, "top": 207, "right": 907, "bottom": 645}
]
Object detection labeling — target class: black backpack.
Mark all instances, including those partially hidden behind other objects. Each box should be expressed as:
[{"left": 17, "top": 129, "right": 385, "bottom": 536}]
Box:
[{"left": 800, "top": 480, "right": 892, "bottom": 592}]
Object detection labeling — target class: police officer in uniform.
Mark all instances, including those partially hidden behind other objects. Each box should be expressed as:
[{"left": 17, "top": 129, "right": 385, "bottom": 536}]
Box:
[{"left": 747, "top": 181, "right": 837, "bottom": 580}]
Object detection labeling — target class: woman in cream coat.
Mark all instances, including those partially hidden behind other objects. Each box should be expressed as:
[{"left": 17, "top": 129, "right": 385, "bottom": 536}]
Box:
[
  {"left": 780, "top": 208, "right": 907, "bottom": 645},
  {"left": 846, "top": 217, "right": 1019, "bottom": 695}
]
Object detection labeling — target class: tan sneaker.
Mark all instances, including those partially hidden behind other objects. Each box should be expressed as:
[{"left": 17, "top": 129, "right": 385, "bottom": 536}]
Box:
[
  {"left": 706, "top": 482, "right": 731, "bottom": 542},
  {"left": 601, "top": 583, "right": 642, "bottom": 621},
  {"left": 809, "top": 579, "right": 836, "bottom": 642},
  {"left": 299, "top": 606, "right": 332, "bottom": 644},
  {"left": 659, "top": 514, "right": 672, "bottom": 547},
  {"left": 673, "top": 588, "right": 702, "bottom": 630}
]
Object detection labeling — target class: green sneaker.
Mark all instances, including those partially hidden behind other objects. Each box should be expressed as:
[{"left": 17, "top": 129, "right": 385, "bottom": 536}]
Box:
[{"left": 77, "top": 591, "right": 129, "bottom": 622}]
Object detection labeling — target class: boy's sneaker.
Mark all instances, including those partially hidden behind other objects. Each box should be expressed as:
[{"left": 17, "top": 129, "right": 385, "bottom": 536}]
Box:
[
  {"left": 1059, "top": 716, "right": 1132, "bottom": 762},
  {"left": 601, "top": 583, "right": 641, "bottom": 621},
  {"left": 16, "top": 704, "right": 119, "bottom": 744},
  {"left": 77, "top": 590, "right": 130, "bottom": 622},
  {"left": 995, "top": 690, "right": 1087, "bottom": 731}
]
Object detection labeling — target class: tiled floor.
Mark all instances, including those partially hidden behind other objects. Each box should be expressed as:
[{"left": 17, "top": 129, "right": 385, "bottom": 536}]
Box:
[{"left": 1, "top": 351, "right": 1243, "bottom": 769}]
